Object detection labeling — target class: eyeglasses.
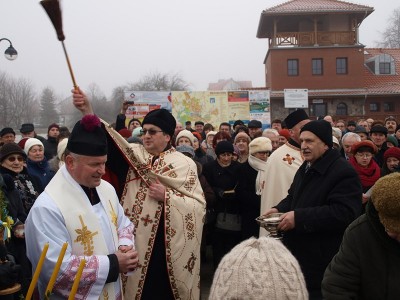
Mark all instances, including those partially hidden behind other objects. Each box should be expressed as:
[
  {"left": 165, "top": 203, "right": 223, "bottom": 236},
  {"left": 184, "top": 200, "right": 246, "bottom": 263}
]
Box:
[
  {"left": 256, "top": 151, "right": 271, "bottom": 155},
  {"left": 140, "top": 129, "right": 164, "bottom": 136},
  {"left": 7, "top": 156, "right": 24, "bottom": 162},
  {"left": 355, "top": 153, "right": 373, "bottom": 158}
]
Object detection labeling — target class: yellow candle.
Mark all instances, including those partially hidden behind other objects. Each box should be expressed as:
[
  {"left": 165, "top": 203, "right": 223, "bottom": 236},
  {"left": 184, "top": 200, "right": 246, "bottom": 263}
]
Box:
[
  {"left": 68, "top": 258, "right": 86, "bottom": 300},
  {"left": 45, "top": 242, "right": 68, "bottom": 297},
  {"left": 26, "top": 242, "right": 49, "bottom": 300}
]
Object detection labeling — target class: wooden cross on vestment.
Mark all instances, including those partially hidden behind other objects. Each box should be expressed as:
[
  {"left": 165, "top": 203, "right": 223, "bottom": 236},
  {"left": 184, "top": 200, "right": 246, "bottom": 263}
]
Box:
[{"left": 283, "top": 154, "right": 295, "bottom": 165}]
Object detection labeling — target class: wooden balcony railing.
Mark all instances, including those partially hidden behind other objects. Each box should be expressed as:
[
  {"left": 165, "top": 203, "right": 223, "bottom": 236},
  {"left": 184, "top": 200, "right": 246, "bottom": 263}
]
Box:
[{"left": 270, "top": 31, "right": 356, "bottom": 47}]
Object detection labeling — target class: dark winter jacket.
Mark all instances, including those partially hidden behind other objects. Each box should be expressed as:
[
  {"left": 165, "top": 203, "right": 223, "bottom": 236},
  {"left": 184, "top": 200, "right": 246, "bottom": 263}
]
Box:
[
  {"left": 275, "top": 148, "right": 363, "bottom": 292},
  {"left": 26, "top": 158, "right": 55, "bottom": 190},
  {"left": 202, "top": 159, "right": 240, "bottom": 214},
  {"left": 0, "top": 166, "right": 42, "bottom": 215},
  {"left": 236, "top": 161, "right": 260, "bottom": 239},
  {"left": 45, "top": 136, "right": 58, "bottom": 159},
  {"left": 322, "top": 202, "right": 400, "bottom": 299}
]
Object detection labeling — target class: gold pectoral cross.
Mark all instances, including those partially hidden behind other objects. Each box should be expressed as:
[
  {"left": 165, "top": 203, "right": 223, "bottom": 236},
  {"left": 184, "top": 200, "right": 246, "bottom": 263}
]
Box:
[{"left": 75, "top": 215, "right": 98, "bottom": 256}]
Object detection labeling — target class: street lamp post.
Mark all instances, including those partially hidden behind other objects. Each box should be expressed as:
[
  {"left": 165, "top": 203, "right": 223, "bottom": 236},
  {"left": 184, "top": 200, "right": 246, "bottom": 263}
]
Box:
[{"left": 0, "top": 38, "right": 18, "bottom": 61}]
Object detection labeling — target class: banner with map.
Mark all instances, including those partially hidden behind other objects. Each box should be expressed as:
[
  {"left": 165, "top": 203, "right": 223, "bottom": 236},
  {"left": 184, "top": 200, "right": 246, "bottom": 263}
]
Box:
[{"left": 172, "top": 91, "right": 229, "bottom": 126}]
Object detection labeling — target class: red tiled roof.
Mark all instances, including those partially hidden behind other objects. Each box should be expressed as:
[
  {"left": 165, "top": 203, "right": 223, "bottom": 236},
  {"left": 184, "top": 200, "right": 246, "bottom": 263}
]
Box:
[
  {"left": 364, "top": 48, "right": 400, "bottom": 95},
  {"left": 263, "top": 0, "right": 374, "bottom": 15}
]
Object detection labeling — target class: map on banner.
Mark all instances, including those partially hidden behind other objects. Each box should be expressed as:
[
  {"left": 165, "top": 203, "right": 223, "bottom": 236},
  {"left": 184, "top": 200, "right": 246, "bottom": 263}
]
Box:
[{"left": 172, "top": 91, "right": 229, "bottom": 125}]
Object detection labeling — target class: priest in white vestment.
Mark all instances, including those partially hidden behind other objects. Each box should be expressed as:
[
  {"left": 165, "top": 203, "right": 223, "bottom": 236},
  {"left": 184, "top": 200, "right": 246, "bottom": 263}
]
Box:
[{"left": 26, "top": 115, "right": 138, "bottom": 300}]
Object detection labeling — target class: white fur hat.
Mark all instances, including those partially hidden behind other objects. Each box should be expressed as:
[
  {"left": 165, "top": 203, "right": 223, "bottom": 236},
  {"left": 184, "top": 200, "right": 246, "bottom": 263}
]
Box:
[
  {"left": 176, "top": 129, "right": 194, "bottom": 146},
  {"left": 209, "top": 237, "right": 308, "bottom": 300},
  {"left": 249, "top": 137, "right": 272, "bottom": 155},
  {"left": 24, "top": 138, "right": 44, "bottom": 154}
]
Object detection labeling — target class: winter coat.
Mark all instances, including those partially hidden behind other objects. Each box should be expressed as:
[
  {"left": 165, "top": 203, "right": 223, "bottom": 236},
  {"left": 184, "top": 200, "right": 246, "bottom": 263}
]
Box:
[
  {"left": 275, "top": 148, "right": 362, "bottom": 292},
  {"left": 202, "top": 159, "right": 240, "bottom": 215},
  {"left": 322, "top": 202, "right": 400, "bottom": 299},
  {"left": 26, "top": 158, "right": 55, "bottom": 190},
  {"left": 0, "top": 166, "right": 42, "bottom": 215},
  {"left": 45, "top": 136, "right": 58, "bottom": 159},
  {"left": 236, "top": 161, "right": 260, "bottom": 239}
]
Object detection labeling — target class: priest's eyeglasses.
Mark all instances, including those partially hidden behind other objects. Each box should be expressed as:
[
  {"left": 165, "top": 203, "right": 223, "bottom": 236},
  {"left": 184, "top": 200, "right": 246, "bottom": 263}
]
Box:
[{"left": 140, "top": 129, "right": 164, "bottom": 136}]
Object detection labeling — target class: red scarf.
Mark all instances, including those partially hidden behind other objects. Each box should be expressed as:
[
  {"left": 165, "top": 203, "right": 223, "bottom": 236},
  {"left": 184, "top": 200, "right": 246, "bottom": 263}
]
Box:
[{"left": 349, "top": 156, "right": 381, "bottom": 190}]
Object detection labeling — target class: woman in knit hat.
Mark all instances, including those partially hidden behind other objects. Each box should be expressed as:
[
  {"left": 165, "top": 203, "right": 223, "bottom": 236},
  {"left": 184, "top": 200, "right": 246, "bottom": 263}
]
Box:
[
  {"left": 234, "top": 132, "right": 251, "bottom": 163},
  {"left": 202, "top": 140, "right": 241, "bottom": 269},
  {"left": 349, "top": 140, "right": 380, "bottom": 209},
  {"left": 210, "top": 237, "right": 308, "bottom": 300},
  {"left": 0, "top": 142, "right": 43, "bottom": 214},
  {"left": 323, "top": 173, "right": 400, "bottom": 299},
  {"left": 201, "top": 130, "right": 217, "bottom": 159},
  {"left": 381, "top": 146, "right": 400, "bottom": 176},
  {"left": 24, "top": 138, "right": 55, "bottom": 190},
  {"left": 175, "top": 129, "right": 195, "bottom": 147},
  {"left": 236, "top": 137, "right": 272, "bottom": 240}
]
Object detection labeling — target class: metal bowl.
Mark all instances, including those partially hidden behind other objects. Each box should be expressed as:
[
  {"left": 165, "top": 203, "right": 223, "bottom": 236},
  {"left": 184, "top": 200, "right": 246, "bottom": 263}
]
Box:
[{"left": 256, "top": 213, "right": 284, "bottom": 239}]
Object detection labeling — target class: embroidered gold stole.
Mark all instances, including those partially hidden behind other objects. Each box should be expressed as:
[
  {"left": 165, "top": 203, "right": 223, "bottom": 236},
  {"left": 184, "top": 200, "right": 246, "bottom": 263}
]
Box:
[
  {"left": 104, "top": 122, "right": 206, "bottom": 300},
  {"left": 46, "top": 167, "right": 120, "bottom": 300}
]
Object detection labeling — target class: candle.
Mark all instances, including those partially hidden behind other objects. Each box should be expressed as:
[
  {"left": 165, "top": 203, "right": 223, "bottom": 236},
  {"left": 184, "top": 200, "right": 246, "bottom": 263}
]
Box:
[
  {"left": 45, "top": 242, "right": 68, "bottom": 297},
  {"left": 26, "top": 242, "right": 49, "bottom": 300},
  {"left": 68, "top": 258, "right": 86, "bottom": 300}
]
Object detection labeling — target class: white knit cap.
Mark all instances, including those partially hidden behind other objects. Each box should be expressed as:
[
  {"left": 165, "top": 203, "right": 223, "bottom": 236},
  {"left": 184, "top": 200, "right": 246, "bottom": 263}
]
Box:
[
  {"left": 57, "top": 138, "right": 68, "bottom": 160},
  {"left": 249, "top": 137, "right": 272, "bottom": 155},
  {"left": 206, "top": 131, "right": 218, "bottom": 139},
  {"left": 176, "top": 129, "right": 194, "bottom": 146},
  {"left": 24, "top": 138, "right": 44, "bottom": 154},
  {"left": 209, "top": 237, "right": 308, "bottom": 300}
]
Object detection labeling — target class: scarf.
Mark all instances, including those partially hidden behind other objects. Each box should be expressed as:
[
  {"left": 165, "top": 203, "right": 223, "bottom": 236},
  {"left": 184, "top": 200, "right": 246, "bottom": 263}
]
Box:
[
  {"left": 349, "top": 156, "right": 381, "bottom": 189},
  {"left": 248, "top": 155, "right": 268, "bottom": 195}
]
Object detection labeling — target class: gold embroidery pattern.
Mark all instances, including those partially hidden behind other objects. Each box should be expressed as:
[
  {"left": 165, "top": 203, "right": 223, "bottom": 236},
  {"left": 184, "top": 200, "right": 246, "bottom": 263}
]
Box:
[
  {"left": 74, "top": 215, "right": 98, "bottom": 256},
  {"left": 102, "top": 290, "right": 109, "bottom": 300},
  {"left": 283, "top": 154, "right": 296, "bottom": 165},
  {"left": 184, "top": 252, "right": 197, "bottom": 274},
  {"left": 185, "top": 213, "right": 195, "bottom": 240},
  {"left": 108, "top": 199, "right": 118, "bottom": 229}
]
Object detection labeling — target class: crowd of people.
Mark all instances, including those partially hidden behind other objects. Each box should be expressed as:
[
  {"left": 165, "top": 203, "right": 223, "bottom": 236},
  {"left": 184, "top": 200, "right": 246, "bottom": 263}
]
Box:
[{"left": 0, "top": 94, "right": 400, "bottom": 299}]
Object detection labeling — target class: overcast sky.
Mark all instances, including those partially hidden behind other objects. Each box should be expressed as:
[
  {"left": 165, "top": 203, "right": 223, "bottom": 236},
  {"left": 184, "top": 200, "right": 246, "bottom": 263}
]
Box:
[{"left": 0, "top": 0, "right": 395, "bottom": 99}]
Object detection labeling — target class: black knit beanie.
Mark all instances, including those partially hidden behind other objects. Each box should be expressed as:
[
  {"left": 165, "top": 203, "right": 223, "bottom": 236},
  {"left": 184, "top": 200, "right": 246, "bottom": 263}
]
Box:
[
  {"left": 215, "top": 141, "right": 234, "bottom": 156},
  {"left": 300, "top": 120, "right": 333, "bottom": 148},
  {"left": 142, "top": 109, "right": 176, "bottom": 137}
]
